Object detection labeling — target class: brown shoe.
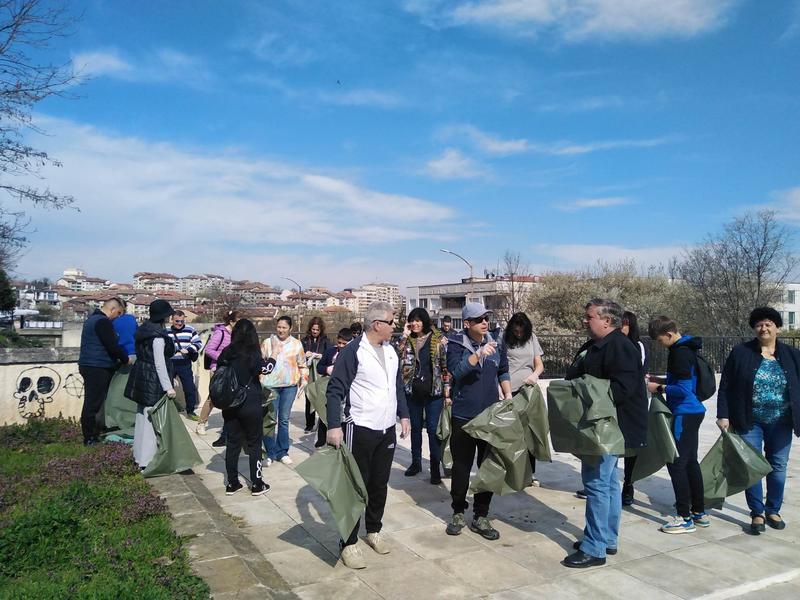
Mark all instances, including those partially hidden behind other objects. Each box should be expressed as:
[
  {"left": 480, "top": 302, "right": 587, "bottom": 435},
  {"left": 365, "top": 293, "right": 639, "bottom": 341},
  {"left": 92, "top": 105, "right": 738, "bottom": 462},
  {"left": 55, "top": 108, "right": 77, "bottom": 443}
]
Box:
[{"left": 751, "top": 515, "right": 766, "bottom": 534}]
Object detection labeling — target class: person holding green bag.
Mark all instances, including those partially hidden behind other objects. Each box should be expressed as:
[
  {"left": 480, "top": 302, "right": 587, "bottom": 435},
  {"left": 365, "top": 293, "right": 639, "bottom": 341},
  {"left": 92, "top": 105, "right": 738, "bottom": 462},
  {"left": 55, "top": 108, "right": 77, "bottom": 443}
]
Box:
[
  {"left": 563, "top": 299, "right": 648, "bottom": 569},
  {"left": 647, "top": 316, "right": 709, "bottom": 534},
  {"left": 717, "top": 306, "right": 800, "bottom": 533}
]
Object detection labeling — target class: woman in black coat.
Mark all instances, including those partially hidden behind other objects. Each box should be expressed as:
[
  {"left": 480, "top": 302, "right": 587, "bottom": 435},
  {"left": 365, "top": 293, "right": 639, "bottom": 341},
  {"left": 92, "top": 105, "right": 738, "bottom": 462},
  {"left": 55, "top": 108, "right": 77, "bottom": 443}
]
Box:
[{"left": 717, "top": 306, "right": 800, "bottom": 533}]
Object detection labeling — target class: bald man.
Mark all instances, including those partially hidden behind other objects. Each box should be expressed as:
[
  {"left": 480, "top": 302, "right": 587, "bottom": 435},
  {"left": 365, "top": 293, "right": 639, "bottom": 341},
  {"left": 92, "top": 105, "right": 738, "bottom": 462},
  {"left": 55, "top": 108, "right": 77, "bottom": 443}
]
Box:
[{"left": 78, "top": 297, "right": 130, "bottom": 445}]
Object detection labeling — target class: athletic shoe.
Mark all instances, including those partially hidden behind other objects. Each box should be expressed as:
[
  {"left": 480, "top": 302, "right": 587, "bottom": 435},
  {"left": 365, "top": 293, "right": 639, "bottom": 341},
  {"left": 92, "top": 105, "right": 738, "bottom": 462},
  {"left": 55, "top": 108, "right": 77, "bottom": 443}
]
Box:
[
  {"left": 340, "top": 544, "right": 366, "bottom": 569},
  {"left": 265, "top": 458, "right": 273, "bottom": 468},
  {"left": 575, "top": 489, "right": 587, "bottom": 499},
  {"left": 186, "top": 412, "right": 200, "bottom": 422},
  {"left": 446, "top": 513, "right": 466, "bottom": 536},
  {"left": 691, "top": 512, "right": 711, "bottom": 528},
  {"left": 251, "top": 480, "right": 270, "bottom": 496},
  {"left": 364, "top": 532, "right": 390, "bottom": 554},
  {"left": 622, "top": 484, "right": 634, "bottom": 506},
  {"left": 225, "top": 481, "right": 243, "bottom": 496},
  {"left": 530, "top": 477, "right": 541, "bottom": 487},
  {"left": 469, "top": 516, "right": 500, "bottom": 541},
  {"left": 211, "top": 437, "right": 226, "bottom": 447},
  {"left": 660, "top": 516, "right": 696, "bottom": 534},
  {"left": 279, "top": 455, "right": 293, "bottom": 465},
  {"left": 195, "top": 422, "right": 207, "bottom": 435},
  {"left": 404, "top": 463, "right": 421, "bottom": 476}
]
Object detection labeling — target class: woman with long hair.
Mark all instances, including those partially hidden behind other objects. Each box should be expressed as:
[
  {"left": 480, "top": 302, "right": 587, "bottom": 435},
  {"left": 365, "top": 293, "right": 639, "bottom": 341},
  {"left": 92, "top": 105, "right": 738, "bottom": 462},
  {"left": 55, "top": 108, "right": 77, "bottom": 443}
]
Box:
[
  {"left": 503, "top": 312, "right": 544, "bottom": 484},
  {"left": 396, "top": 307, "right": 449, "bottom": 484},
  {"left": 197, "top": 310, "right": 241, "bottom": 438},
  {"left": 302, "top": 316, "right": 330, "bottom": 432},
  {"left": 621, "top": 310, "right": 648, "bottom": 505},
  {"left": 217, "top": 318, "right": 279, "bottom": 496}
]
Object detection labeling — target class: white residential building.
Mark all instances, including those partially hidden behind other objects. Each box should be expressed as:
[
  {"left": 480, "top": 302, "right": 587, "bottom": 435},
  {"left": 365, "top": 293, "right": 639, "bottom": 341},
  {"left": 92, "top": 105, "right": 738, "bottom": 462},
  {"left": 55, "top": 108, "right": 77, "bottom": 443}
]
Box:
[
  {"left": 346, "top": 283, "right": 402, "bottom": 316},
  {"left": 776, "top": 282, "right": 800, "bottom": 331},
  {"left": 57, "top": 268, "right": 110, "bottom": 292}
]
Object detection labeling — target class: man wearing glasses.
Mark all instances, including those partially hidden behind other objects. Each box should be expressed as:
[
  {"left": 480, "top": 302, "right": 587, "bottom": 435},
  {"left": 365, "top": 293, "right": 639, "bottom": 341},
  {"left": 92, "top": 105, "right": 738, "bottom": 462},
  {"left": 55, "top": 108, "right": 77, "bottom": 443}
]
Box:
[
  {"left": 326, "top": 301, "right": 411, "bottom": 569},
  {"left": 167, "top": 310, "right": 203, "bottom": 419},
  {"left": 445, "top": 302, "right": 512, "bottom": 541},
  {"left": 562, "top": 299, "right": 648, "bottom": 568}
]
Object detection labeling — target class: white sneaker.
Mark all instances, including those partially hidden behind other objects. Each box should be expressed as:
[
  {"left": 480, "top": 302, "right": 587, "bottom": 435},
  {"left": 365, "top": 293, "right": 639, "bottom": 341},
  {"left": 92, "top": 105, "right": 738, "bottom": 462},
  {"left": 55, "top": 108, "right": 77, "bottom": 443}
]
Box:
[
  {"left": 364, "top": 532, "right": 390, "bottom": 555},
  {"left": 279, "top": 455, "right": 293, "bottom": 465},
  {"left": 340, "top": 544, "right": 366, "bottom": 569},
  {"left": 265, "top": 458, "right": 273, "bottom": 468},
  {"left": 195, "top": 422, "right": 207, "bottom": 435}
]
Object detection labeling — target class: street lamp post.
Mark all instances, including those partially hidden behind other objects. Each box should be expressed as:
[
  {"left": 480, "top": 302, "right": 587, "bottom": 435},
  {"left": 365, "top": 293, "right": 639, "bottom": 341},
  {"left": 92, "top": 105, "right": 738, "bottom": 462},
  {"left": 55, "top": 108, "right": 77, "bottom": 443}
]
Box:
[
  {"left": 440, "top": 248, "right": 475, "bottom": 297},
  {"left": 280, "top": 276, "right": 303, "bottom": 334}
]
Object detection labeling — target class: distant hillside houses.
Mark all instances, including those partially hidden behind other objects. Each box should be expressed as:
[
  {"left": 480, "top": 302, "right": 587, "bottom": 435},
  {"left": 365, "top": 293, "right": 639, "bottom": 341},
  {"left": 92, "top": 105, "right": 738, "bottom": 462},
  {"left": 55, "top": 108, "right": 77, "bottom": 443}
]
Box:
[{"left": 13, "top": 268, "right": 404, "bottom": 322}]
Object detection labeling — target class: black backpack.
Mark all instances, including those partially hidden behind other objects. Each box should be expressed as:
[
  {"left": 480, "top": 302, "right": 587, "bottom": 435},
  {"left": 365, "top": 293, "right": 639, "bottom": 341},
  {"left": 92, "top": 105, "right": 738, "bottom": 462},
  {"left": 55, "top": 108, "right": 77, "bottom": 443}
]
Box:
[
  {"left": 694, "top": 352, "right": 716, "bottom": 401},
  {"left": 209, "top": 363, "right": 251, "bottom": 410}
]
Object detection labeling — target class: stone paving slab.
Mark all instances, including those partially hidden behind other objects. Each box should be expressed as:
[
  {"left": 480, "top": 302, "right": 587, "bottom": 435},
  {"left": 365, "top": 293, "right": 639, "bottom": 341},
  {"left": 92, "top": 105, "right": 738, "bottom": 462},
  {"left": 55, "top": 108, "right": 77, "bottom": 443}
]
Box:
[{"left": 153, "top": 390, "right": 800, "bottom": 599}]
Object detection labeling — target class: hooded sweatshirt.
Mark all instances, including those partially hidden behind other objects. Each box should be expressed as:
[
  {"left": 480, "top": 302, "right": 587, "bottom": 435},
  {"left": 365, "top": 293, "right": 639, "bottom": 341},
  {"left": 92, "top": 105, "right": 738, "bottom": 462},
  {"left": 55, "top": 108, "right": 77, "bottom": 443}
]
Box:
[{"left": 666, "top": 335, "right": 706, "bottom": 439}]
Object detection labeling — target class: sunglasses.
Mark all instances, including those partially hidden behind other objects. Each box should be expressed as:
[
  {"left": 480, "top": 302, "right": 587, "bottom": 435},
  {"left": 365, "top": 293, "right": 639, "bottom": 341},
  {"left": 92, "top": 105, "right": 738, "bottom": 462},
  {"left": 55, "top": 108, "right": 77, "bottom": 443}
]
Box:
[
  {"left": 374, "top": 319, "right": 395, "bottom": 326},
  {"left": 469, "top": 315, "right": 489, "bottom": 324},
  {"left": 174, "top": 319, "right": 185, "bottom": 324}
]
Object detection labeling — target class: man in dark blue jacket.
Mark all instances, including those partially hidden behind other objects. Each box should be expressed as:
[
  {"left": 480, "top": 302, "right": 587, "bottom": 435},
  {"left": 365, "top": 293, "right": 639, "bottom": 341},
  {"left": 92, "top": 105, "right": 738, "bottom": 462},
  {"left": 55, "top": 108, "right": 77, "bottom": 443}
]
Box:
[
  {"left": 445, "top": 302, "right": 511, "bottom": 541},
  {"left": 78, "top": 297, "right": 129, "bottom": 445}
]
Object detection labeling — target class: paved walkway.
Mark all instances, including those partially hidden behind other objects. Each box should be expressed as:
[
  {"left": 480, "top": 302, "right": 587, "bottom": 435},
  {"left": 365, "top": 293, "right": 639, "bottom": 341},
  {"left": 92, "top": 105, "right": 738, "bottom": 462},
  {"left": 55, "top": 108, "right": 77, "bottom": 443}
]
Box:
[{"left": 155, "top": 388, "right": 800, "bottom": 599}]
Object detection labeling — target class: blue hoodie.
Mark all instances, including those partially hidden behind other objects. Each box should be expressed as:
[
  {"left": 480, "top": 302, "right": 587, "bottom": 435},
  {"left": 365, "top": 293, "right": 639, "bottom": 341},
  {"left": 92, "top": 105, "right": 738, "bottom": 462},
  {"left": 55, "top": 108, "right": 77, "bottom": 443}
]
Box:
[
  {"left": 112, "top": 314, "right": 138, "bottom": 356},
  {"left": 666, "top": 335, "right": 706, "bottom": 439},
  {"left": 446, "top": 330, "right": 510, "bottom": 421}
]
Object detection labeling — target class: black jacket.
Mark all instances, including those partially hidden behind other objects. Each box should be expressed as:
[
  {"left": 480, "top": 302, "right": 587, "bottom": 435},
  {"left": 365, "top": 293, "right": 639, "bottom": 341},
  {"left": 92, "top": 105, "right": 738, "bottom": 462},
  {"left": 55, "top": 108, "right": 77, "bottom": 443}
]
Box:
[
  {"left": 566, "top": 329, "right": 649, "bottom": 448},
  {"left": 125, "top": 321, "right": 175, "bottom": 407},
  {"left": 717, "top": 339, "right": 800, "bottom": 436}
]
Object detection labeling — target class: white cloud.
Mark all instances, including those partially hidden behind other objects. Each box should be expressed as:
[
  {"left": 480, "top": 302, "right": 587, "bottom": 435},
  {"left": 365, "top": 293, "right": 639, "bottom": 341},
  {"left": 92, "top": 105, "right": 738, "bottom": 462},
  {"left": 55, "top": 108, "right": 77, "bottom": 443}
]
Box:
[
  {"left": 770, "top": 187, "right": 800, "bottom": 224},
  {"left": 316, "top": 89, "right": 406, "bottom": 109},
  {"left": 556, "top": 196, "right": 633, "bottom": 212},
  {"left": 245, "top": 32, "right": 316, "bottom": 65},
  {"left": 537, "top": 94, "right": 627, "bottom": 112},
  {"left": 70, "top": 47, "right": 211, "bottom": 88},
  {"left": 71, "top": 50, "right": 132, "bottom": 78},
  {"left": 439, "top": 123, "right": 675, "bottom": 156},
  {"left": 534, "top": 243, "right": 681, "bottom": 267},
  {"left": 425, "top": 148, "right": 488, "bottom": 179},
  {"left": 406, "top": 0, "right": 740, "bottom": 42},
  {"left": 14, "top": 116, "right": 458, "bottom": 288}
]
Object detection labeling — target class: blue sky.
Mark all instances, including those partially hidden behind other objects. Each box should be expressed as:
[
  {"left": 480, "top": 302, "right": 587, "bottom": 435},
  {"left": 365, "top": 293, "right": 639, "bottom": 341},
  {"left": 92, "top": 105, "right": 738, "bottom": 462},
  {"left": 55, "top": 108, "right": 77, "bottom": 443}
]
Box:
[{"left": 13, "top": 0, "right": 800, "bottom": 291}]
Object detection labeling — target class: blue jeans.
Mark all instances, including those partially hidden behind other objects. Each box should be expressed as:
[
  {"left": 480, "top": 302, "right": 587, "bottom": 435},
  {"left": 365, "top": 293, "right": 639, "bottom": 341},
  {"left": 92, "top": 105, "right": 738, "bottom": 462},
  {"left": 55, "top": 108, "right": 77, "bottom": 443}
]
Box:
[
  {"left": 408, "top": 396, "right": 443, "bottom": 465},
  {"left": 739, "top": 421, "right": 793, "bottom": 517},
  {"left": 580, "top": 454, "right": 621, "bottom": 558},
  {"left": 264, "top": 385, "right": 297, "bottom": 460}
]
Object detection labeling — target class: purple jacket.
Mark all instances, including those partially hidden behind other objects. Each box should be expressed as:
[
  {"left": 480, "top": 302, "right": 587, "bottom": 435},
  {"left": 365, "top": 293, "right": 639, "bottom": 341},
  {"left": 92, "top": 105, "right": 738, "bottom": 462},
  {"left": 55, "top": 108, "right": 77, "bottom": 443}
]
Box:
[{"left": 204, "top": 324, "right": 231, "bottom": 370}]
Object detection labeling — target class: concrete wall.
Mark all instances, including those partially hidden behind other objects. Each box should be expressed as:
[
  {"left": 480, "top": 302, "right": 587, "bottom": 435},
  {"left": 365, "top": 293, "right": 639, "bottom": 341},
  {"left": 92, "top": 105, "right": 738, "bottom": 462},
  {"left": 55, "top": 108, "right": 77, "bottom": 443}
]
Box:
[{"left": 0, "top": 348, "right": 83, "bottom": 425}]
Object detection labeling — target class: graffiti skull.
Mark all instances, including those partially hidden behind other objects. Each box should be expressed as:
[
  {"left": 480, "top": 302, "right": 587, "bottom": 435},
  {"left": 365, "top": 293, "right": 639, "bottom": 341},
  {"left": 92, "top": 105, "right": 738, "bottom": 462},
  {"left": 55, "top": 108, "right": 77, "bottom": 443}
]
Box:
[{"left": 15, "top": 366, "right": 62, "bottom": 420}]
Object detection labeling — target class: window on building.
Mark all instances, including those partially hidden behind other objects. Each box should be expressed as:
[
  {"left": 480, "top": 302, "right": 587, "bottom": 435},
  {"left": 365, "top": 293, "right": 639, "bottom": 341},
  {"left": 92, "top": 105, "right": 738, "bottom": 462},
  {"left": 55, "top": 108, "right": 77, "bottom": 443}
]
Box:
[
  {"left": 453, "top": 318, "right": 462, "bottom": 329},
  {"left": 442, "top": 296, "right": 466, "bottom": 310},
  {"left": 790, "top": 312, "right": 796, "bottom": 327},
  {"left": 789, "top": 291, "right": 796, "bottom": 304},
  {"left": 420, "top": 298, "right": 428, "bottom": 309},
  {"left": 409, "top": 299, "right": 418, "bottom": 308}
]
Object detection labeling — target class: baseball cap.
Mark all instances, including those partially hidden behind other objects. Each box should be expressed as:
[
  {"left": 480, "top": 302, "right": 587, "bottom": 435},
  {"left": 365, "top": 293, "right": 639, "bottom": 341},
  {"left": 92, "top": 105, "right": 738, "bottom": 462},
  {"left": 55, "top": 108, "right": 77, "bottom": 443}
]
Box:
[{"left": 462, "top": 302, "right": 491, "bottom": 321}]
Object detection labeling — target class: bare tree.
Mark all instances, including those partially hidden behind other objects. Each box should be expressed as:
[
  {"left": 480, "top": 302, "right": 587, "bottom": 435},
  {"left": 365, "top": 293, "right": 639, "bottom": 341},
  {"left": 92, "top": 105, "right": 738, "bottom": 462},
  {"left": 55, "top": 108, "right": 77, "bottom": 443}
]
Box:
[
  {"left": 673, "top": 209, "right": 797, "bottom": 335},
  {"left": 498, "top": 250, "right": 533, "bottom": 322},
  {"left": 0, "top": 0, "right": 78, "bottom": 269}
]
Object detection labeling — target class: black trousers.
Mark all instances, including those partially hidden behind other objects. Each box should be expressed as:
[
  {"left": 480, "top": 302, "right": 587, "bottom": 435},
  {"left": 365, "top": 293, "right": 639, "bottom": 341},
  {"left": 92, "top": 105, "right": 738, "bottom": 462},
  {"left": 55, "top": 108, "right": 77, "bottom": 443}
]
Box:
[
  {"left": 666, "top": 413, "right": 705, "bottom": 517},
  {"left": 79, "top": 365, "right": 115, "bottom": 443},
  {"left": 305, "top": 397, "right": 316, "bottom": 430},
  {"left": 342, "top": 422, "right": 396, "bottom": 547},
  {"left": 173, "top": 360, "right": 198, "bottom": 413},
  {"left": 450, "top": 417, "right": 493, "bottom": 517},
  {"left": 223, "top": 393, "right": 264, "bottom": 485},
  {"left": 316, "top": 419, "right": 328, "bottom": 446},
  {"left": 623, "top": 455, "right": 637, "bottom": 488}
]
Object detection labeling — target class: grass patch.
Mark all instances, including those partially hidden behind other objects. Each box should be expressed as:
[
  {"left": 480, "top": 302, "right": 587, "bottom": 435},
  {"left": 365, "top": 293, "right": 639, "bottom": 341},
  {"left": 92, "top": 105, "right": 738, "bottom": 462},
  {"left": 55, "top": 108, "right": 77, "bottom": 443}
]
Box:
[{"left": 0, "top": 418, "right": 209, "bottom": 599}]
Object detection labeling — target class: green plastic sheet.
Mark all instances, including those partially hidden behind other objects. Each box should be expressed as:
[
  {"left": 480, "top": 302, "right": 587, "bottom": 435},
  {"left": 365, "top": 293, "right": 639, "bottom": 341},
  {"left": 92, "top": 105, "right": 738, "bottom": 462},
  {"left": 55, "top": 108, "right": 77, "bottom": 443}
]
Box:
[
  {"left": 142, "top": 395, "right": 203, "bottom": 478},
  {"left": 436, "top": 405, "right": 453, "bottom": 470},
  {"left": 295, "top": 444, "right": 369, "bottom": 541},
  {"left": 305, "top": 376, "right": 329, "bottom": 427},
  {"left": 262, "top": 389, "right": 277, "bottom": 439},
  {"left": 103, "top": 364, "right": 137, "bottom": 439},
  {"left": 511, "top": 385, "right": 552, "bottom": 462},
  {"left": 700, "top": 429, "right": 773, "bottom": 510},
  {"left": 546, "top": 375, "right": 625, "bottom": 457},
  {"left": 630, "top": 394, "right": 678, "bottom": 482},
  {"left": 463, "top": 399, "right": 532, "bottom": 495}
]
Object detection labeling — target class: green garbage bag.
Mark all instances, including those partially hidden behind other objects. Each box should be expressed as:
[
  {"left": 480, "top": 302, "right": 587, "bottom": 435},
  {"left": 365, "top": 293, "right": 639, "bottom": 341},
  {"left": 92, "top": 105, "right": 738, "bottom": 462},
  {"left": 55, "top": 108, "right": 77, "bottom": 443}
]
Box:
[
  {"left": 630, "top": 394, "right": 678, "bottom": 482},
  {"left": 511, "top": 385, "right": 552, "bottom": 462},
  {"left": 463, "top": 399, "right": 532, "bottom": 495},
  {"left": 546, "top": 375, "right": 625, "bottom": 457},
  {"left": 305, "top": 377, "right": 329, "bottom": 427},
  {"left": 262, "top": 389, "right": 277, "bottom": 438},
  {"left": 142, "top": 395, "right": 203, "bottom": 478},
  {"left": 308, "top": 358, "right": 320, "bottom": 383},
  {"left": 436, "top": 405, "right": 453, "bottom": 470},
  {"left": 103, "top": 364, "right": 137, "bottom": 439},
  {"left": 295, "top": 444, "right": 369, "bottom": 541},
  {"left": 701, "top": 429, "right": 773, "bottom": 510}
]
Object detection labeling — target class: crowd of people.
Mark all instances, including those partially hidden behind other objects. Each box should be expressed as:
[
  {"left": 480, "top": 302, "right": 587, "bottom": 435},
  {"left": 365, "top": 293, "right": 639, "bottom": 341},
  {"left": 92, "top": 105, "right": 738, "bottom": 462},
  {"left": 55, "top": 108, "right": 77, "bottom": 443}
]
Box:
[{"left": 77, "top": 296, "right": 799, "bottom": 572}]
